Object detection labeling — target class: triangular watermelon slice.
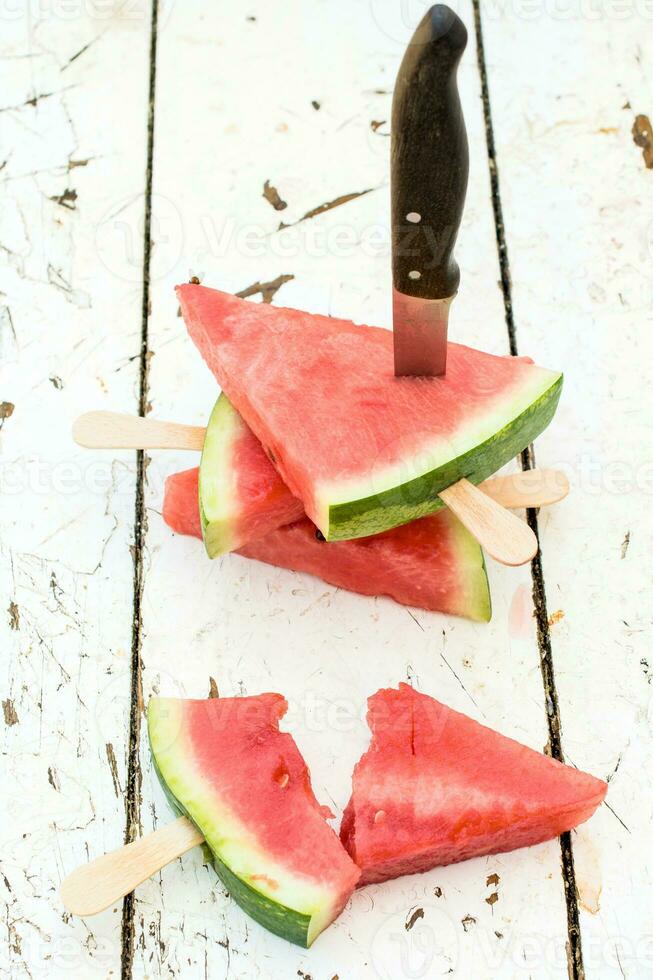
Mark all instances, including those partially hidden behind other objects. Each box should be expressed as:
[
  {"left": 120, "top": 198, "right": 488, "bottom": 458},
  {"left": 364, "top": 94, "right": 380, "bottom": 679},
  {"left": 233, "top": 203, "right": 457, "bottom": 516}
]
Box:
[
  {"left": 340, "top": 684, "right": 607, "bottom": 885},
  {"left": 177, "top": 285, "right": 562, "bottom": 541},
  {"left": 163, "top": 468, "right": 492, "bottom": 621},
  {"left": 148, "top": 695, "right": 360, "bottom": 946}
]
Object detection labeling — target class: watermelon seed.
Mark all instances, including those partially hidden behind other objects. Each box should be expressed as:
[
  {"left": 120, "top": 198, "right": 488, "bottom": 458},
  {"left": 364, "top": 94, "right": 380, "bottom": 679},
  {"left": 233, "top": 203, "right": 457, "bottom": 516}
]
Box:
[
  {"left": 275, "top": 770, "right": 290, "bottom": 789},
  {"left": 373, "top": 809, "right": 386, "bottom": 824},
  {"left": 315, "top": 528, "right": 326, "bottom": 542}
]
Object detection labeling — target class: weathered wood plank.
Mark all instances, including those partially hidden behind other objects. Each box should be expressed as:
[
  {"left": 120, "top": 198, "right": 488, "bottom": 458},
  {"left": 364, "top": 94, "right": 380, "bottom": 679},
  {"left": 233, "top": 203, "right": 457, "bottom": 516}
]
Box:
[
  {"left": 0, "top": 8, "right": 150, "bottom": 977},
  {"left": 130, "top": 1, "right": 574, "bottom": 976},
  {"left": 480, "top": 5, "right": 653, "bottom": 977}
]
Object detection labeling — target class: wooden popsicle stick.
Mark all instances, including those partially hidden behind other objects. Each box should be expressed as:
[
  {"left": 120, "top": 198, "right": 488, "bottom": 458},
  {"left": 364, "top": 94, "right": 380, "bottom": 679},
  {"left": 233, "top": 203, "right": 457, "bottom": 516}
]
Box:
[
  {"left": 60, "top": 816, "right": 204, "bottom": 917},
  {"left": 72, "top": 411, "right": 205, "bottom": 451},
  {"left": 480, "top": 468, "right": 569, "bottom": 509},
  {"left": 439, "top": 478, "right": 539, "bottom": 566}
]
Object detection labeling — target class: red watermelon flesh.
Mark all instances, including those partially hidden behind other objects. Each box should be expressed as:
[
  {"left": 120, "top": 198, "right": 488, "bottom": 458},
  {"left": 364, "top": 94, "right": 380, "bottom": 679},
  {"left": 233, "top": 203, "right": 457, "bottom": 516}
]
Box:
[
  {"left": 163, "top": 468, "right": 492, "bottom": 621},
  {"left": 340, "top": 684, "right": 607, "bottom": 885},
  {"left": 148, "top": 695, "right": 360, "bottom": 946},
  {"left": 228, "top": 413, "right": 303, "bottom": 540},
  {"left": 163, "top": 466, "right": 203, "bottom": 537},
  {"left": 177, "top": 284, "right": 562, "bottom": 541}
]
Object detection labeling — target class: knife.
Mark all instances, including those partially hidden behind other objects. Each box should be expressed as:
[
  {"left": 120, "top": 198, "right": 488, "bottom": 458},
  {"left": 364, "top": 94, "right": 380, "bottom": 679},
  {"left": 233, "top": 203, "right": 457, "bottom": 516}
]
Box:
[{"left": 392, "top": 4, "right": 468, "bottom": 377}]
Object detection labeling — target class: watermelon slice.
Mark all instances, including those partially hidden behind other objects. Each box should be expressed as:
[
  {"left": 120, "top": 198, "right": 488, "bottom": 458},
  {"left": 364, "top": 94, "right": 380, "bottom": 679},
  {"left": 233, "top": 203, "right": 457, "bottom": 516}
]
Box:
[
  {"left": 199, "top": 393, "right": 303, "bottom": 556},
  {"left": 177, "top": 285, "right": 562, "bottom": 541},
  {"left": 148, "top": 695, "right": 360, "bottom": 946},
  {"left": 163, "top": 468, "right": 492, "bottom": 621},
  {"left": 340, "top": 684, "right": 607, "bottom": 885}
]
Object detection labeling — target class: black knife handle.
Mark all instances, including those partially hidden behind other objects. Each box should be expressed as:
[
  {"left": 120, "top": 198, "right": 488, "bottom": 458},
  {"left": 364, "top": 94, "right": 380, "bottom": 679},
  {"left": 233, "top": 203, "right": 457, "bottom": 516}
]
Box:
[{"left": 391, "top": 5, "right": 469, "bottom": 300}]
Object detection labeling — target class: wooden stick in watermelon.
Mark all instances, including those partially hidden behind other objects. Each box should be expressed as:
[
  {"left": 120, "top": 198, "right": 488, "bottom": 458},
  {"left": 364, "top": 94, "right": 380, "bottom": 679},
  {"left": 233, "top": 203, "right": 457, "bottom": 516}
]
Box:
[
  {"left": 60, "top": 815, "right": 203, "bottom": 917},
  {"left": 61, "top": 694, "right": 361, "bottom": 948},
  {"left": 175, "top": 286, "right": 562, "bottom": 563},
  {"left": 73, "top": 401, "right": 567, "bottom": 619},
  {"left": 61, "top": 687, "right": 606, "bottom": 930}
]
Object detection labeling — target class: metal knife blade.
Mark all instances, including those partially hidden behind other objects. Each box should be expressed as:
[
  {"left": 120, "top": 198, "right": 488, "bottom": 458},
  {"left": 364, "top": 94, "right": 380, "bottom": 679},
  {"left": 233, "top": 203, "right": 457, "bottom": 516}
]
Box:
[
  {"left": 392, "top": 292, "right": 452, "bottom": 377},
  {"left": 391, "top": 5, "right": 469, "bottom": 377}
]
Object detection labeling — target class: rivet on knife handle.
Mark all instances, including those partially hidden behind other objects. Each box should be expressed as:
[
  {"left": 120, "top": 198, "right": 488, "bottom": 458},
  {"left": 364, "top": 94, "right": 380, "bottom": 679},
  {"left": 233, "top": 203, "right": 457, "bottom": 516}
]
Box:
[{"left": 392, "top": 5, "right": 469, "bottom": 377}]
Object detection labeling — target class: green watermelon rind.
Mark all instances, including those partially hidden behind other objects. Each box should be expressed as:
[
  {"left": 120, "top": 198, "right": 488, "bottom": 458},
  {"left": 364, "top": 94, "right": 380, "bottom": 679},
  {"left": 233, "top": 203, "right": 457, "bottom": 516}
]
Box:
[
  {"left": 325, "top": 373, "right": 563, "bottom": 541},
  {"left": 149, "top": 753, "right": 311, "bottom": 946},
  {"left": 198, "top": 395, "right": 238, "bottom": 558},
  {"left": 451, "top": 516, "right": 492, "bottom": 623},
  {"left": 480, "top": 550, "right": 491, "bottom": 622},
  {"left": 148, "top": 703, "right": 325, "bottom": 948}
]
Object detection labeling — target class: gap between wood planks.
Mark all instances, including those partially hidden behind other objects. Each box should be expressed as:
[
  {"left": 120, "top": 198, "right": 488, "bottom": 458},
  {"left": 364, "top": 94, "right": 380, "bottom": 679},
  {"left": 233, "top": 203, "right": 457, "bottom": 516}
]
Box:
[
  {"left": 121, "top": 1, "right": 159, "bottom": 977},
  {"left": 471, "top": 2, "right": 585, "bottom": 977}
]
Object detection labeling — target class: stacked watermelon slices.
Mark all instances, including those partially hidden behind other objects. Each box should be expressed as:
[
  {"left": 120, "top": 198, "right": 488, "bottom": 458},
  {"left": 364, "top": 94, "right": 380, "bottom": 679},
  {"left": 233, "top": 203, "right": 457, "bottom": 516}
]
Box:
[
  {"left": 164, "top": 400, "right": 491, "bottom": 622},
  {"left": 149, "top": 684, "right": 606, "bottom": 948},
  {"left": 163, "top": 285, "right": 563, "bottom": 621}
]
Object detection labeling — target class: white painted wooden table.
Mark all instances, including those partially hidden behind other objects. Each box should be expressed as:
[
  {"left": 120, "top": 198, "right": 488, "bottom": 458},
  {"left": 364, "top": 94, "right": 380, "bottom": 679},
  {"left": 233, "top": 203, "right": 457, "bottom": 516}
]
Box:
[{"left": 2, "top": 2, "right": 651, "bottom": 977}]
